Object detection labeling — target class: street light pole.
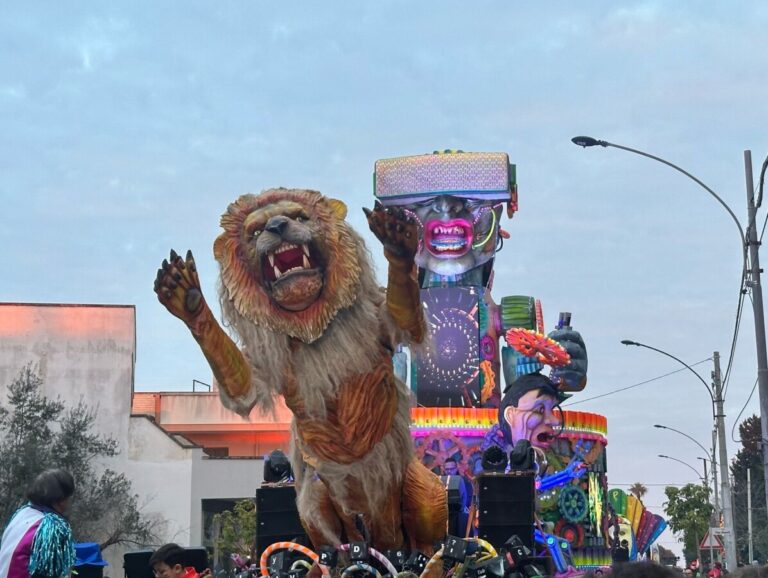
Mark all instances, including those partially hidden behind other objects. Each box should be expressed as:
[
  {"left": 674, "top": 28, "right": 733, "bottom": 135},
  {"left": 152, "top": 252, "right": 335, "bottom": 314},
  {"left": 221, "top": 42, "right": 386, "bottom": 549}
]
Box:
[
  {"left": 572, "top": 136, "right": 756, "bottom": 571},
  {"left": 623, "top": 340, "right": 715, "bottom": 416},
  {"left": 658, "top": 453, "right": 712, "bottom": 565},
  {"left": 713, "top": 351, "right": 736, "bottom": 568},
  {"left": 654, "top": 424, "right": 718, "bottom": 510},
  {"left": 658, "top": 453, "right": 706, "bottom": 482},
  {"left": 623, "top": 340, "right": 736, "bottom": 570},
  {"left": 744, "top": 150, "right": 768, "bottom": 516}
]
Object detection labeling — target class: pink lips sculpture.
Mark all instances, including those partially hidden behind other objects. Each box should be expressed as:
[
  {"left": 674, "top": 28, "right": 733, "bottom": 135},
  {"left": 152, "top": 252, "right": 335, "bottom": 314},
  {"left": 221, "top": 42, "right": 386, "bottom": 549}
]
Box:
[{"left": 424, "top": 218, "right": 474, "bottom": 257}]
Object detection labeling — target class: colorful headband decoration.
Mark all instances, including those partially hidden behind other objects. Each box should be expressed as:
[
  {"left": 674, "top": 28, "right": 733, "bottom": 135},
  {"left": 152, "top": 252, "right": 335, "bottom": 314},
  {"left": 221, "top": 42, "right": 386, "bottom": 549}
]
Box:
[
  {"left": 505, "top": 328, "right": 571, "bottom": 368},
  {"left": 374, "top": 150, "right": 516, "bottom": 207}
]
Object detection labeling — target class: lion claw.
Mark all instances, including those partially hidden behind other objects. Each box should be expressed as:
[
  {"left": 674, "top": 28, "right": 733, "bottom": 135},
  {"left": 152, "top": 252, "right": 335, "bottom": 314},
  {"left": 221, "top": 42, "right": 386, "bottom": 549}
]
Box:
[{"left": 154, "top": 248, "right": 205, "bottom": 324}]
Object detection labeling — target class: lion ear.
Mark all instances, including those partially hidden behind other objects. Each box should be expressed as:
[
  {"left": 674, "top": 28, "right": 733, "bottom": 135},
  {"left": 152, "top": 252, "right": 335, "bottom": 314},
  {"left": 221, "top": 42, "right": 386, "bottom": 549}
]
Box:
[
  {"left": 213, "top": 234, "right": 227, "bottom": 261},
  {"left": 326, "top": 198, "right": 348, "bottom": 220}
]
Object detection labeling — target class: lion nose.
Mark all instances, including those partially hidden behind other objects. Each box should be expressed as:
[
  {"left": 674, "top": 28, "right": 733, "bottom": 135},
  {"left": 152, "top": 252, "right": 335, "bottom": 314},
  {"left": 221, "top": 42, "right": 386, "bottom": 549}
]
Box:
[{"left": 265, "top": 216, "right": 289, "bottom": 235}]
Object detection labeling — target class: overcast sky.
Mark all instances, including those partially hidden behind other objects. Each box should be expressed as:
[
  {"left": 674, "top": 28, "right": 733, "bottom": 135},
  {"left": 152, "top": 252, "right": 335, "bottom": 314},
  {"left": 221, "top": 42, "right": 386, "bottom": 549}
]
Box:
[{"left": 3, "top": 1, "right": 768, "bottom": 560}]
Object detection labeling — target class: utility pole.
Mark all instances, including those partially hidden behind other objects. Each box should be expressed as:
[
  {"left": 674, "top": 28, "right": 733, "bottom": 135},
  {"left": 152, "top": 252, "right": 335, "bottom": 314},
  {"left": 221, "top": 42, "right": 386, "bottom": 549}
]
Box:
[
  {"left": 744, "top": 150, "right": 768, "bottom": 518},
  {"left": 701, "top": 458, "right": 715, "bottom": 566},
  {"left": 748, "top": 468, "right": 754, "bottom": 564},
  {"left": 712, "top": 429, "right": 720, "bottom": 516},
  {"left": 713, "top": 351, "right": 737, "bottom": 570}
]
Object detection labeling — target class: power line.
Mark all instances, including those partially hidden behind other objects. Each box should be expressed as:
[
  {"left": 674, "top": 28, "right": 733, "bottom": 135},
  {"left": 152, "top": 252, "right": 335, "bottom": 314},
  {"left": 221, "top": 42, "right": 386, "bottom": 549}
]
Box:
[
  {"left": 563, "top": 359, "right": 712, "bottom": 407},
  {"left": 721, "top": 265, "right": 747, "bottom": 400},
  {"left": 731, "top": 377, "right": 759, "bottom": 443}
]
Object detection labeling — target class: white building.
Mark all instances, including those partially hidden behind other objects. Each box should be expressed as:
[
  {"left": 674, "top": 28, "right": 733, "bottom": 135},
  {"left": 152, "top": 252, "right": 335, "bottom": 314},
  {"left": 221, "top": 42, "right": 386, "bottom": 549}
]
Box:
[{"left": 0, "top": 303, "right": 271, "bottom": 572}]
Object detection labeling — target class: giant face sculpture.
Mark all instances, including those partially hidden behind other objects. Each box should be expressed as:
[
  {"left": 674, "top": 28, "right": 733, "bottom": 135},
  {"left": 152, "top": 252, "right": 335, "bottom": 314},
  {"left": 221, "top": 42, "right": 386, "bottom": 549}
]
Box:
[
  {"left": 408, "top": 195, "right": 503, "bottom": 277},
  {"left": 498, "top": 372, "right": 565, "bottom": 449},
  {"left": 373, "top": 151, "right": 516, "bottom": 280},
  {"left": 503, "top": 389, "right": 562, "bottom": 448}
]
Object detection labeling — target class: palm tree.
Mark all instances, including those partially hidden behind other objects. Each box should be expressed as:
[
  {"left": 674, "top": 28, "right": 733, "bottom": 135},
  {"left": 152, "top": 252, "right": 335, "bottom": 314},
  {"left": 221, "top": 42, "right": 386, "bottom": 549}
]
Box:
[{"left": 629, "top": 482, "right": 648, "bottom": 501}]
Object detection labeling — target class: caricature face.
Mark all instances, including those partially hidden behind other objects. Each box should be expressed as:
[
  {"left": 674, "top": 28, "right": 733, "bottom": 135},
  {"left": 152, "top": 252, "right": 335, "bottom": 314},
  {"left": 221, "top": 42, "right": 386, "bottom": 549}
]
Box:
[
  {"left": 502, "top": 389, "right": 562, "bottom": 448},
  {"left": 408, "top": 195, "right": 503, "bottom": 276}
]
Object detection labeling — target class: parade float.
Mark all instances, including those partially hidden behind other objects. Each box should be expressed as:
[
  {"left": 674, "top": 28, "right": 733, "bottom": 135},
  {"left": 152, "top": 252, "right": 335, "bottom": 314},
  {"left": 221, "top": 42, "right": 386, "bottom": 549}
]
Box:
[
  {"left": 154, "top": 150, "right": 666, "bottom": 578},
  {"left": 374, "top": 151, "right": 667, "bottom": 574}
]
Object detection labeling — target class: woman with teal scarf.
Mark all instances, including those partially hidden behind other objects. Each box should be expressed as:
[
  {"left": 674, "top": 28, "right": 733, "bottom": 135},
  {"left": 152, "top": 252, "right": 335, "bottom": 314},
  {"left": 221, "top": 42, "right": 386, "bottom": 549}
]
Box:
[{"left": 0, "top": 470, "right": 76, "bottom": 578}]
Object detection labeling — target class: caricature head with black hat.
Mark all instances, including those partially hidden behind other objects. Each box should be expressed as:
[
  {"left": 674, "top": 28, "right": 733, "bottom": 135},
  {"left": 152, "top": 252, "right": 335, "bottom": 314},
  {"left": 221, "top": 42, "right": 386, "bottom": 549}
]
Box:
[{"left": 498, "top": 371, "right": 566, "bottom": 449}]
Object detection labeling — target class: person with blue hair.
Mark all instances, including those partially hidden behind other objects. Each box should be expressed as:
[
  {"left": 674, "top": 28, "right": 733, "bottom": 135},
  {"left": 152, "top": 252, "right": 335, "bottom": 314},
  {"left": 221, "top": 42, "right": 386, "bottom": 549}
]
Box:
[{"left": 0, "top": 469, "right": 76, "bottom": 578}]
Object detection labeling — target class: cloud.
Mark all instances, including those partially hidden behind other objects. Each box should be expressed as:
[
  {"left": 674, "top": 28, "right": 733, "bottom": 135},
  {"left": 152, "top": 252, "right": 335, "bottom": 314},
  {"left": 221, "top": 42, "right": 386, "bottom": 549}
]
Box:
[{"left": 68, "top": 16, "right": 130, "bottom": 72}]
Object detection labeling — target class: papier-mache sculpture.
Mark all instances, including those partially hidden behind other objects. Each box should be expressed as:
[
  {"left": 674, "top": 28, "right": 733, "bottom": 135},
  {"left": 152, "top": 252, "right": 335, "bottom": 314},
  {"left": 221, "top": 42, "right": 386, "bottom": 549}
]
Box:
[{"left": 154, "top": 188, "right": 447, "bottom": 552}]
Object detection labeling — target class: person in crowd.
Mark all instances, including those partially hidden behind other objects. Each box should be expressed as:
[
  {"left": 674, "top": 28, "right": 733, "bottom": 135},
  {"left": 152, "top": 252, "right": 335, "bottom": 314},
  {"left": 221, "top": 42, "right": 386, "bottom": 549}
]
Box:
[
  {"left": 612, "top": 539, "right": 631, "bottom": 566},
  {"left": 149, "top": 544, "right": 211, "bottom": 578},
  {"left": 709, "top": 561, "right": 724, "bottom": 578},
  {"left": 0, "top": 469, "right": 76, "bottom": 578}
]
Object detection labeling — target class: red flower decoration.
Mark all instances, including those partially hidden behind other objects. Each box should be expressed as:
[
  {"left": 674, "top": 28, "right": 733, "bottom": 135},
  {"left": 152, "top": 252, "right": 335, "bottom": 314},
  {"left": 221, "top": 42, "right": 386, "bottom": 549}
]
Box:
[{"left": 504, "top": 328, "right": 571, "bottom": 367}]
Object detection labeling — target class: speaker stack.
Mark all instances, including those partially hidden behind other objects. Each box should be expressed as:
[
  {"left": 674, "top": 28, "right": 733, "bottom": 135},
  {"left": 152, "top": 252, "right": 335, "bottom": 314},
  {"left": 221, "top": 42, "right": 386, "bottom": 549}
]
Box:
[
  {"left": 476, "top": 472, "right": 535, "bottom": 551},
  {"left": 255, "top": 484, "right": 309, "bottom": 556},
  {"left": 439, "top": 475, "right": 465, "bottom": 537}
]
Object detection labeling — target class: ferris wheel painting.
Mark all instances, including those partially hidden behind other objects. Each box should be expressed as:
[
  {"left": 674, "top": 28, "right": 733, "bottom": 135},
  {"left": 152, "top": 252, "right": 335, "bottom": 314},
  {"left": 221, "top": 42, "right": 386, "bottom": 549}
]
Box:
[{"left": 414, "top": 286, "right": 481, "bottom": 407}]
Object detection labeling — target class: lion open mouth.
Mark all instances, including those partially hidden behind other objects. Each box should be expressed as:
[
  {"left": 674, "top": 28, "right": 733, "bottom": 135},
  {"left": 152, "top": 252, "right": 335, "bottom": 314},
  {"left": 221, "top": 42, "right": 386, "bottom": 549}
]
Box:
[
  {"left": 262, "top": 242, "right": 318, "bottom": 283},
  {"left": 424, "top": 219, "right": 473, "bottom": 257},
  {"left": 261, "top": 242, "right": 324, "bottom": 311}
]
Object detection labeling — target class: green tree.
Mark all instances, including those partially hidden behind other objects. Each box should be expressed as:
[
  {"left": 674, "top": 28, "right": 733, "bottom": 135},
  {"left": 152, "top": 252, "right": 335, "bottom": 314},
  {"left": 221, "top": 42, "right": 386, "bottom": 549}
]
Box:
[
  {"left": 663, "top": 483, "right": 713, "bottom": 563},
  {"left": 0, "top": 364, "right": 162, "bottom": 550},
  {"left": 212, "top": 499, "right": 257, "bottom": 566},
  {"left": 629, "top": 482, "right": 648, "bottom": 501},
  {"left": 730, "top": 414, "right": 768, "bottom": 564}
]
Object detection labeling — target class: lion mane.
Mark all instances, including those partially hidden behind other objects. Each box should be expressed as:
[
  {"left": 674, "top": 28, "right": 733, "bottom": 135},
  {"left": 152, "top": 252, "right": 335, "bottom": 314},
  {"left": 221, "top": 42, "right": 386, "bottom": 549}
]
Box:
[{"left": 213, "top": 188, "right": 366, "bottom": 344}]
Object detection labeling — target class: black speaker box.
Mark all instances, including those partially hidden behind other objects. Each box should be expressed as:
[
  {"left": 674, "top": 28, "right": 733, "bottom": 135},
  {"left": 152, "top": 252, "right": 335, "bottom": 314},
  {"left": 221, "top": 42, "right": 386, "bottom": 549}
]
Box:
[
  {"left": 439, "top": 475, "right": 463, "bottom": 537},
  {"left": 124, "top": 549, "right": 154, "bottom": 578},
  {"left": 476, "top": 472, "right": 535, "bottom": 551},
  {"left": 124, "top": 548, "right": 208, "bottom": 578},
  {"left": 255, "top": 484, "right": 308, "bottom": 556},
  {"left": 75, "top": 566, "right": 104, "bottom": 578}
]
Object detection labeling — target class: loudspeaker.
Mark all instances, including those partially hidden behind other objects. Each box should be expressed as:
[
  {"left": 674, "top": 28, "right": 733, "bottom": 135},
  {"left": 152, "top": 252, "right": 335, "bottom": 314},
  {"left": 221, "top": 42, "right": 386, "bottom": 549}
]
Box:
[
  {"left": 440, "top": 475, "right": 464, "bottom": 537},
  {"left": 75, "top": 566, "right": 103, "bottom": 578},
  {"left": 476, "top": 472, "right": 535, "bottom": 551},
  {"left": 124, "top": 550, "right": 153, "bottom": 578},
  {"left": 124, "top": 548, "right": 209, "bottom": 578},
  {"left": 183, "top": 548, "right": 209, "bottom": 573},
  {"left": 255, "top": 484, "right": 308, "bottom": 556}
]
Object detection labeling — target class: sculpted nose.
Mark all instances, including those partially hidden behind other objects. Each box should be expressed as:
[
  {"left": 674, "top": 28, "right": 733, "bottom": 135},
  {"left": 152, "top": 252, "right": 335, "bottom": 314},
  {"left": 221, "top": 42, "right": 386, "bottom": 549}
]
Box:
[
  {"left": 433, "top": 195, "right": 464, "bottom": 214},
  {"left": 265, "top": 216, "right": 289, "bottom": 235}
]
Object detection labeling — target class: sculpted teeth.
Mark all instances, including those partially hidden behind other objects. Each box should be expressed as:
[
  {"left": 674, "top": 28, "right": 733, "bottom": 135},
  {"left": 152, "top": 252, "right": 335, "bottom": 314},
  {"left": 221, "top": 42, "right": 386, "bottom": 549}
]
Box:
[
  {"left": 434, "top": 226, "right": 464, "bottom": 235},
  {"left": 302, "top": 255, "right": 310, "bottom": 268},
  {"left": 273, "top": 266, "right": 282, "bottom": 279},
  {"left": 302, "top": 244, "right": 310, "bottom": 256},
  {"left": 268, "top": 254, "right": 275, "bottom": 266}
]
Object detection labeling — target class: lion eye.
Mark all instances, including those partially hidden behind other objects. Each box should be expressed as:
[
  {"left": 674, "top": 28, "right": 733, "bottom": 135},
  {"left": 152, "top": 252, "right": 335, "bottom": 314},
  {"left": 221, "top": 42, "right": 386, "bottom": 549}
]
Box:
[
  {"left": 252, "top": 230, "right": 262, "bottom": 238},
  {"left": 296, "top": 215, "right": 309, "bottom": 223}
]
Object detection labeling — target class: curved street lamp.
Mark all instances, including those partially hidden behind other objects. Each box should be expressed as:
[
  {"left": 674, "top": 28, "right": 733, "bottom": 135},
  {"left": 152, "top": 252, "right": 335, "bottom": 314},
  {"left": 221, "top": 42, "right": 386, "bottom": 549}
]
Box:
[
  {"left": 621, "top": 340, "right": 715, "bottom": 414},
  {"left": 623, "top": 338, "right": 733, "bottom": 565},
  {"left": 658, "top": 454, "right": 706, "bottom": 483},
  {"left": 654, "top": 424, "right": 712, "bottom": 457},
  {"left": 570, "top": 137, "right": 746, "bottom": 247},
  {"left": 572, "top": 135, "right": 758, "bottom": 570},
  {"left": 655, "top": 424, "right": 718, "bottom": 512}
]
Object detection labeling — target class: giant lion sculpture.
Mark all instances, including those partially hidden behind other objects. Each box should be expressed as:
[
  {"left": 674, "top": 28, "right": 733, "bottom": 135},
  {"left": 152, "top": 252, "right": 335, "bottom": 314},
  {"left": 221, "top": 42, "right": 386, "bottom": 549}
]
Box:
[{"left": 154, "top": 188, "right": 447, "bottom": 552}]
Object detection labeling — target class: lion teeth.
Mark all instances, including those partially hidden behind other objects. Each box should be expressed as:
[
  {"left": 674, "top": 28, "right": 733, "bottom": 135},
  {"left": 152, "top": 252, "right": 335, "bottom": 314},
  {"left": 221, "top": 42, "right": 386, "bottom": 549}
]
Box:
[
  {"left": 302, "top": 244, "right": 309, "bottom": 256},
  {"left": 268, "top": 254, "right": 275, "bottom": 266},
  {"left": 302, "top": 255, "right": 310, "bottom": 269},
  {"left": 273, "top": 266, "right": 282, "bottom": 279}
]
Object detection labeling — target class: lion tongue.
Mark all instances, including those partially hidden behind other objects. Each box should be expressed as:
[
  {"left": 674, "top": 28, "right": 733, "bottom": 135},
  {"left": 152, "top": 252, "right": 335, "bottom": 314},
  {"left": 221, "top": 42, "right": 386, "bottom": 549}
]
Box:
[{"left": 263, "top": 246, "right": 314, "bottom": 282}]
